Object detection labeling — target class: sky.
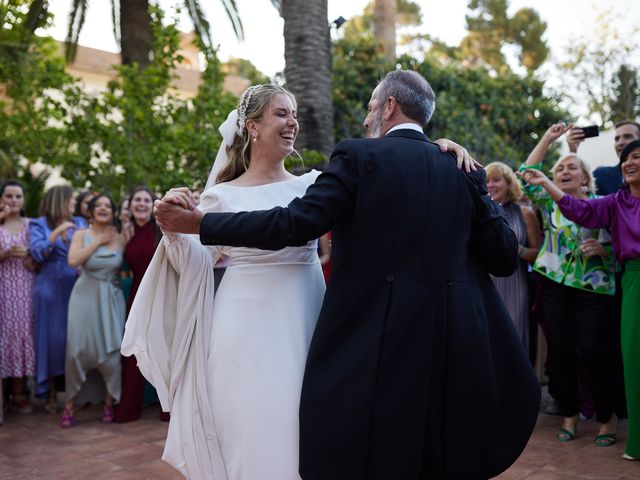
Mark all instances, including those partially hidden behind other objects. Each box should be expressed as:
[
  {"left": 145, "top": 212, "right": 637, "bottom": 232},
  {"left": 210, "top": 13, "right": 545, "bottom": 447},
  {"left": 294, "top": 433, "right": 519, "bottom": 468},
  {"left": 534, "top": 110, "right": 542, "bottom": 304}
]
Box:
[{"left": 46, "top": 0, "right": 640, "bottom": 77}]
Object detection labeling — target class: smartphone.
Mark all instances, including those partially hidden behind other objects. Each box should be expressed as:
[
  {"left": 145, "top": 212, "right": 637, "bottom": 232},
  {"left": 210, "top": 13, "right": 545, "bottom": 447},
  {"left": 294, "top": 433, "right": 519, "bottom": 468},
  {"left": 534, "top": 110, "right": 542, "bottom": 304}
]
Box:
[{"left": 580, "top": 125, "right": 599, "bottom": 138}]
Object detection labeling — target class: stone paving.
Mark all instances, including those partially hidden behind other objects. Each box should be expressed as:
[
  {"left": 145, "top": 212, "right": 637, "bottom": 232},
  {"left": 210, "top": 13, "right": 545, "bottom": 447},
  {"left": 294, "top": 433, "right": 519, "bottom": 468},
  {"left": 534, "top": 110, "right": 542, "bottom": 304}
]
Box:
[{"left": 1, "top": 404, "right": 638, "bottom": 479}]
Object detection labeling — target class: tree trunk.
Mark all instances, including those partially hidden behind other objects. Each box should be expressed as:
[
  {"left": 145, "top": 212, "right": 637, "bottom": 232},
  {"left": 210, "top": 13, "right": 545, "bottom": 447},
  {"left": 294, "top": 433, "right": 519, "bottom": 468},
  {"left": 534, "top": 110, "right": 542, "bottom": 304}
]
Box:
[
  {"left": 282, "top": 0, "right": 334, "bottom": 155},
  {"left": 373, "top": 0, "right": 397, "bottom": 63},
  {"left": 119, "top": 0, "right": 153, "bottom": 68}
]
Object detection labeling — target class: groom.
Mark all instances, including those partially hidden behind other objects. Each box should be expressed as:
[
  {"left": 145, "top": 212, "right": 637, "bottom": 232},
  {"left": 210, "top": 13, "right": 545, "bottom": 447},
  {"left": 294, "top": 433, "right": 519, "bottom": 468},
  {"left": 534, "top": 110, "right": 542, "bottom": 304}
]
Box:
[{"left": 156, "top": 70, "right": 540, "bottom": 479}]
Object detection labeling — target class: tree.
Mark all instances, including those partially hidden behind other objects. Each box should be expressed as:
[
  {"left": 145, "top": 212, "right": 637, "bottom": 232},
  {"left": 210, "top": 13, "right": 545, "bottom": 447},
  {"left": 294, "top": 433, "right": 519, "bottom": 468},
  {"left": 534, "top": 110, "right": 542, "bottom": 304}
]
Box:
[
  {"left": 2, "top": 4, "right": 241, "bottom": 202},
  {"left": 0, "top": 0, "right": 73, "bottom": 214},
  {"left": 277, "top": 0, "right": 334, "bottom": 154},
  {"left": 460, "top": 0, "right": 549, "bottom": 74},
  {"left": 556, "top": 9, "right": 640, "bottom": 126},
  {"left": 223, "top": 57, "right": 271, "bottom": 85},
  {"left": 609, "top": 65, "right": 639, "bottom": 123},
  {"left": 331, "top": 30, "right": 567, "bottom": 167},
  {"left": 373, "top": 0, "right": 397, "bottom": 63},
  {"left": 59, "top": 7, "right": 237, "bottom": 197},
  {"left": 62, "top": 0, "right": 243, "bottom": 68},
  {"left": 332, "top": 34, "right": 389, "bottom": 140}
]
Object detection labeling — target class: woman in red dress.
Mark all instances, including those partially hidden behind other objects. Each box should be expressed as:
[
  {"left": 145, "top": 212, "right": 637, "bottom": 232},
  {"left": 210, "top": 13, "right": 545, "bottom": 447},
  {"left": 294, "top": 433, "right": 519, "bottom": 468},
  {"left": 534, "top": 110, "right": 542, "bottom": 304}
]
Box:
[{"left": 115, "top": 186, "right": 162, "bottom": 422}]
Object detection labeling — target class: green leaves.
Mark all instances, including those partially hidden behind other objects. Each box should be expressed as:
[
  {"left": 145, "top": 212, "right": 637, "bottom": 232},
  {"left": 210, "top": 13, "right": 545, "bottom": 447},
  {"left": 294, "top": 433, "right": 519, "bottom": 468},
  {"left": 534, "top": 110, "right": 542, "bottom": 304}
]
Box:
[
  {"left": 1, "top": 4, "right": 236, "bottom": 203},
  {"left": 332, "top": 30, "right": 566, "bottom": 169}
]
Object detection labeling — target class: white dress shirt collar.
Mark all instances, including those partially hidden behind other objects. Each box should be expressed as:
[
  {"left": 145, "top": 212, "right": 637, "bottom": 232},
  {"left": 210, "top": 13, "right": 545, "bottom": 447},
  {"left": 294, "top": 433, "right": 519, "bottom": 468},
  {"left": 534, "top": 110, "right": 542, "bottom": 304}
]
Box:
[{"left": 386, "top": 123, "right": 424, "bottom": 135}]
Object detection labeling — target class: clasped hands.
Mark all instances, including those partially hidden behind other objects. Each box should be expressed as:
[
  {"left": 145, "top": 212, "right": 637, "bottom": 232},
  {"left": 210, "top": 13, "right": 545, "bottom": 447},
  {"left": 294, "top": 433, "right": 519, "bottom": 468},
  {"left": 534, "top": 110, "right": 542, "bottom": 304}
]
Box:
[{"left": 155, "top": 188, "right": 203, "bottom": 234}]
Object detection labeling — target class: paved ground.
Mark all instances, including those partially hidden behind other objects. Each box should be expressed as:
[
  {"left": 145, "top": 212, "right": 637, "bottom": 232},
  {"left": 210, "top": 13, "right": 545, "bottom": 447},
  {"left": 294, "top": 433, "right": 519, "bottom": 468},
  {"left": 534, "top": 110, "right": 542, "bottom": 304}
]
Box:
[{"left": 1, "top": 404, "right": 638, "bottom": 479}]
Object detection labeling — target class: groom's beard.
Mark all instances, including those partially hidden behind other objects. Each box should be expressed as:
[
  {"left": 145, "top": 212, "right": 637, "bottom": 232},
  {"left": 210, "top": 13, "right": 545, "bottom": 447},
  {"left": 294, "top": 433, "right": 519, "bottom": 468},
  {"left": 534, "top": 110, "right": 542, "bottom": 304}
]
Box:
[{"left": 366, "top": 111, "right": 384, "bottom": 139}]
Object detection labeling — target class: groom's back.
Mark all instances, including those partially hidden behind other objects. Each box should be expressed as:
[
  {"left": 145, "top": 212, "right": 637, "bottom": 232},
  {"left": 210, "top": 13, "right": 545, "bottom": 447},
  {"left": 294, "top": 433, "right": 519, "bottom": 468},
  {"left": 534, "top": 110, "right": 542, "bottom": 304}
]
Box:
[
  {"left": 300, "top": 129, "right": 488, "bottom": 479},
  {"left": 328, "top": 130, "right": 475, "bottom": 285}
]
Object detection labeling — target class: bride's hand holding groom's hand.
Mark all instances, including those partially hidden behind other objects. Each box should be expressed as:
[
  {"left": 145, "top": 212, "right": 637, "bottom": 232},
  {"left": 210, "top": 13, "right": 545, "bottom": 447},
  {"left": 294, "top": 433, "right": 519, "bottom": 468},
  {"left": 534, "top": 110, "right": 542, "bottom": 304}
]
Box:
[{"left": 155, "top": 187, "right": 203, "bottom": 235}]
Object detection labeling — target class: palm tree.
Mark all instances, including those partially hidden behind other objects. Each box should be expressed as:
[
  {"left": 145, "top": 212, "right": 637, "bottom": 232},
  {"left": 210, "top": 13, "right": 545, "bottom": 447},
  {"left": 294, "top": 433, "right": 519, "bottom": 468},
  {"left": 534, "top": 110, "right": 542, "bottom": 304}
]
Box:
[
  {"left": 373, "top": 0, "right": 397, "bottom": 63},
  {"left": 62, "top": 0, "right": 243, "bottom": 68},
  {"left": 273, "top": 0, "right": 334, "bottom": 155}
]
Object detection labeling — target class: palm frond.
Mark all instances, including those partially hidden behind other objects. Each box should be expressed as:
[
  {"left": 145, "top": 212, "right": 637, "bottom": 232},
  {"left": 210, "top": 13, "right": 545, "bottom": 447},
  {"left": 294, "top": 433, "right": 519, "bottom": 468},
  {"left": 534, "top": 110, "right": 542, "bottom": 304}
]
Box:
[
  {"left": 217, "top": 0, "right": 244, "bottom": 41},
  {"left": 184, "top": 0, "right": 213, "bottom": 46},
  {"left": 111, "top": 0, "right": 120, "bottom": 48},
  {"left": 64, "top": 0, "right": 89, "bottom": 63}
]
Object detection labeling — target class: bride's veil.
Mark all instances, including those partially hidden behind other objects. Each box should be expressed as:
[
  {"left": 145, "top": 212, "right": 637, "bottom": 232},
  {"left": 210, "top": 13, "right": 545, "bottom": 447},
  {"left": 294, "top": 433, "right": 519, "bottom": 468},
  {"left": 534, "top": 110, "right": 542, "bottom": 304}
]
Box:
[{"left": 203, "top": 109, "right": 240, "bottom": 192}]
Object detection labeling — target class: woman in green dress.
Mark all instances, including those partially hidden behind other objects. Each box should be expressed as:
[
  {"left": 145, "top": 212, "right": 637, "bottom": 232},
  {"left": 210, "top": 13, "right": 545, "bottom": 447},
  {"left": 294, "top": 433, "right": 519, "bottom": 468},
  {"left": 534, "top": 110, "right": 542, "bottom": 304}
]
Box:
[{"left": 60, "top": 194, "right": 126, "bottom": 427}]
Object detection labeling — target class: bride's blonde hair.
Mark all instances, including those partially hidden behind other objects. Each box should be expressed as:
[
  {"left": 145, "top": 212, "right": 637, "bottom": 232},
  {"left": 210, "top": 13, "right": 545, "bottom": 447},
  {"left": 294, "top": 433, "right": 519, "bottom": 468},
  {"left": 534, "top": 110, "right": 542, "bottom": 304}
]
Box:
[{"left": 217, "top": 84, "right": 297, "bottom": 184}]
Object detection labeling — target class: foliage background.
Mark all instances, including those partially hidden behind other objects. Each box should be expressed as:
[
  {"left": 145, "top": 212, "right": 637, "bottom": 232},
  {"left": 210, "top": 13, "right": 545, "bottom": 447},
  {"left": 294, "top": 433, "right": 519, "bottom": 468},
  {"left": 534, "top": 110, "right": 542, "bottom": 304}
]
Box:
[{"left": 7, "top": 0, "right": 630, "bottom": 215}]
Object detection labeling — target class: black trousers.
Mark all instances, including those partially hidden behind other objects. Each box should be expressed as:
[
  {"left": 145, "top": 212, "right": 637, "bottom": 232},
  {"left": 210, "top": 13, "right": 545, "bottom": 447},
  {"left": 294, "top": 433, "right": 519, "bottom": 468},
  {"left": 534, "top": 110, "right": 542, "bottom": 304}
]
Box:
[{"left": 543, "top": 277, "right": 615, "bottom": 423}]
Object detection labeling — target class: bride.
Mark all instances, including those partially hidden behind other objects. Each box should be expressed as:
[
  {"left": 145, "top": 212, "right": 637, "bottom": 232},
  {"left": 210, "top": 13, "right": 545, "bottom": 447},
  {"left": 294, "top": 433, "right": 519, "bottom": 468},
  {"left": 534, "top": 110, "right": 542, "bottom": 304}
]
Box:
[{"left": 121, "top": 84, "right": 325, "bottom": 479}]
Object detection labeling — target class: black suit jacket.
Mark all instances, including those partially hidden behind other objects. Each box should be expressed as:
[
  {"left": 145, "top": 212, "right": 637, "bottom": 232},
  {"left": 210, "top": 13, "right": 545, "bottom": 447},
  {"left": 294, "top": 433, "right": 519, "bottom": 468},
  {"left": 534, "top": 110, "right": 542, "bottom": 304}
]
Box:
[{"left": 200, "top": 129, "right": 540, "bottom": 479}]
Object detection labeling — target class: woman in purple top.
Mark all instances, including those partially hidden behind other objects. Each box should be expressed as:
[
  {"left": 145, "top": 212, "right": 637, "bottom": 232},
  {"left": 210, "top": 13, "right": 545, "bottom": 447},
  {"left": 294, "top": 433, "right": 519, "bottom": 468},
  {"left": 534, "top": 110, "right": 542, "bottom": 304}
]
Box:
[
  {"left": 521, "top": 139, "right": 640, "bottom": 461},
  {"left": 29, "top": 186, "right": 85, "bottom": 412}
]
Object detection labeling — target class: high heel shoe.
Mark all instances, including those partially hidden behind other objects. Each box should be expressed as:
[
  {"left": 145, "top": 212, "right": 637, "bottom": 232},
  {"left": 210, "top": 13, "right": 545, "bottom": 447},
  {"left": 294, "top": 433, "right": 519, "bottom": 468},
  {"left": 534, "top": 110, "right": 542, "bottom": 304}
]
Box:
[
  {"left": 622, "top": 453, "right": 639, "bottom": 461},
  {"left": 60, "top": 406, "right": 76, "bottom": 428},
  {"left": 101, "top": 404, "right": 114, "bottom": 424}
]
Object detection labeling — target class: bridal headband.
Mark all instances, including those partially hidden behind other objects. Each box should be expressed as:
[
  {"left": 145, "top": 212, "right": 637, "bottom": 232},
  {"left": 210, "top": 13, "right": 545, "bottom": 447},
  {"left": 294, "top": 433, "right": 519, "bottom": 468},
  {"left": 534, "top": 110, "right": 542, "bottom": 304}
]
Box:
[{"left": 204, "top": 85, "right": 262, "bottom": 191}]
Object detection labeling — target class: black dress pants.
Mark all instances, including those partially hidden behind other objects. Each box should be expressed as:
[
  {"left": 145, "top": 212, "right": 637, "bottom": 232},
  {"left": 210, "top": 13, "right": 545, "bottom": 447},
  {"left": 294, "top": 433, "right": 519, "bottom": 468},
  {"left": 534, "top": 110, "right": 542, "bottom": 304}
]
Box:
[{"left": 543, "top": 278, "right": 615, "bottom": 423}]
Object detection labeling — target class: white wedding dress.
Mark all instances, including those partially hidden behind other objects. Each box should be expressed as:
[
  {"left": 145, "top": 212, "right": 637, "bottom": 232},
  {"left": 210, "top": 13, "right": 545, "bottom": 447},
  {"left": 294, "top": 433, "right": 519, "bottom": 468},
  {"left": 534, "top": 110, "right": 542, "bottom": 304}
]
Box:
[{"left": 121, "top": 171, "right": 325, "bottom": 480}]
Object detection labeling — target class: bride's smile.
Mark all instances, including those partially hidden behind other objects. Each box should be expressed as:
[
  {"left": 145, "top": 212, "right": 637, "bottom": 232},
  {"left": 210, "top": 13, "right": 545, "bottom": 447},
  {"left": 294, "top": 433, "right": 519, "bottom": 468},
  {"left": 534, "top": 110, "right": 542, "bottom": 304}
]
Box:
[{"left": 251, "top": 93, "right": 299, "bottom": 159}]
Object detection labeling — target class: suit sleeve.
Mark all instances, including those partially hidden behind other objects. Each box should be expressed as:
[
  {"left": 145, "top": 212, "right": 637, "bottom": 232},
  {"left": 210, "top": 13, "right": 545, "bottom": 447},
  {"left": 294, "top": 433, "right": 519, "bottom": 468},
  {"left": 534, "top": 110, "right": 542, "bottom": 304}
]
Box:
[
  {"left": 199, "top": 143, "right": 358, "bottom": 250},
  {"left": 464, "top": 169, "right": 519, "bottom": 277}
]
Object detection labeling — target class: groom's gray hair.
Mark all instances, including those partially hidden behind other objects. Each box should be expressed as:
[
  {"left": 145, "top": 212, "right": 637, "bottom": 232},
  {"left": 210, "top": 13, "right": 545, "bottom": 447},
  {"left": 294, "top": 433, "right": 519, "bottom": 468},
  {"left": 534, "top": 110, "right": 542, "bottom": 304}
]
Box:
[{"left": 376, "top": 70, "right": 435, "bottom": 126}]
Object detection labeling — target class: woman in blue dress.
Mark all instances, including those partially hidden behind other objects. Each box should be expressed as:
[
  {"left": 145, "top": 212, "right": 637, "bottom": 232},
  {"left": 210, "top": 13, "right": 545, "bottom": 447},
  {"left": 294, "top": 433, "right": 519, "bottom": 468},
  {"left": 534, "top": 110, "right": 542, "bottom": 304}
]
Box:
[{"left": 29, "top": 186, "right": 85, "bottom": 412}]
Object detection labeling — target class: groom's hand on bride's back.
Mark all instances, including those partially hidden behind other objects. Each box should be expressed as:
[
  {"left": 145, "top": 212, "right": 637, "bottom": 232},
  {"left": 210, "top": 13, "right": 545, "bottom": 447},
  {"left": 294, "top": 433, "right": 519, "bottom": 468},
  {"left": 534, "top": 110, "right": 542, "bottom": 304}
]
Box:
[{"left": 154, "top": 187, "right": 203, "bottom": 234}]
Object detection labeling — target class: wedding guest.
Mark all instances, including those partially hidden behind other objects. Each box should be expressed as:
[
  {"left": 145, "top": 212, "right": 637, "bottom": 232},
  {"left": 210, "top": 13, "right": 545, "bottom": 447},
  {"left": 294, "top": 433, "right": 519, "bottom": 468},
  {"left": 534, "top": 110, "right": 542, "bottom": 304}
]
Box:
[
  {"left": 0, "top": 195, "right": 6, "bottom": 424},
  {"left": 117, "top": 196, "right": 134, "bottom": 300},
  {"left": 115, "top": 186, "right": 162, "bottom": 423},
  {"left": 61, "top": 194, "right": 126, "bottom": 428},
  {"left": 522, "top": 138, "right": 640, "bottom": 460},
  {"left": 74, "top": 191, "right": 93, "bottom": 225},
  {"left": 29, "top": 185, "right": 85, "bottom": 412},
  {"left": 518, "top": 123, "right": 617, "bottom": 446},
  {"left": 0, "top": 181, "right": 36, "bottom": 414},
  {"left": 486, "top": 162, "right": 540, "bottom": 350}
]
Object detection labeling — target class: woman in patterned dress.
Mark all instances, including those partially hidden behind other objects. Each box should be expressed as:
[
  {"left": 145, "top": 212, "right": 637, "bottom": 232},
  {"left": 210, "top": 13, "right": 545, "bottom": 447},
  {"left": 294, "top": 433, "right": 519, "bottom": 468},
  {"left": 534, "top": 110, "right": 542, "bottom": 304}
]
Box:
[
  {"left": 519, "top": 123, "right": 618, "bottom": 447},
  {"left": 0, "top": 181, "right": 36, "bottom": 414}
]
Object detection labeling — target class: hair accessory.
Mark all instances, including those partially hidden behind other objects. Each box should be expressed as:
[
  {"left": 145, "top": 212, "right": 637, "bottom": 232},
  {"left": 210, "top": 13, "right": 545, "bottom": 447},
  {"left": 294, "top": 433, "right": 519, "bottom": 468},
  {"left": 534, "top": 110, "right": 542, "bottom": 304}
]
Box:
[{"left": 237, "top": 85, "right": 260, "bottom": 134}]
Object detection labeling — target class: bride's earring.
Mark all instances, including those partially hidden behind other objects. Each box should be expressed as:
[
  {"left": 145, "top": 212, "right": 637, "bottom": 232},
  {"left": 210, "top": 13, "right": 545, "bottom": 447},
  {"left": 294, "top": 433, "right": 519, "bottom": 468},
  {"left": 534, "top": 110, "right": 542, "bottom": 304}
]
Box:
[{"left": 252, "top": 132, "right": 258, "bottom": 143}]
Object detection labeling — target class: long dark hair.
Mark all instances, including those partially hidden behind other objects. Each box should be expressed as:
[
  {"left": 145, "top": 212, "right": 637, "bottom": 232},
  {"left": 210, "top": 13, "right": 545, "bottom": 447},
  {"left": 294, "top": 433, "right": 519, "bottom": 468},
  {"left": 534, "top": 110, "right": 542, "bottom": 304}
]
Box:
[
  {"left": 0, "top": 180, "right": 26, "bottom": 221},
  {"left": 75, "top": 191, "right": 94, "bottom": 218},
  {"left": 128, "top": 186, "right": 162, "bottom": 246},
  {"left": 87, "top": 194, "right": 117, "bottom": 226}
]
